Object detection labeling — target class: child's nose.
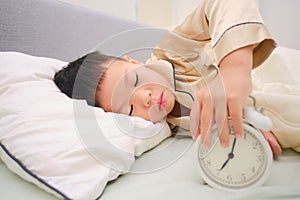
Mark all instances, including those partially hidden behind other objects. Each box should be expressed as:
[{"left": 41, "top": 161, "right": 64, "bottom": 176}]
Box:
[
  {"left": 143, "top": 90, "right": 152, "bottom": 107},
  {"left": 134, "top": 89, "right": 155, "bottom": 107}
]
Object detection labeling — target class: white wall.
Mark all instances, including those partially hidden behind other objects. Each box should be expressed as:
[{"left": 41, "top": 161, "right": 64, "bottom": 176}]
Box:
[
  {"left": 170, "top": 0, "right": 202, "bottom": 26},
  {"left": 137, "top": 0, "right": 173, "bottom": 27},
  {"left": 60, "top": 0, "right": 137, "bottom": 21},
  {"left": 60, "top": 0, "right": 200, "bottom": 27},
  {"left": 138, "top": 0, "right": 300, "bottom": 49},
  {"left": 61, "top": 0, "right": 300, "bottom": 49},
  {"left": 259, "top": 0, "right": 300, "bottom": 49},
  {"left": 59, "top": 0, "right": 261, "bottom": 28},
  {"left": 138, "top": 0, "right": 201, "bottom": 27}
]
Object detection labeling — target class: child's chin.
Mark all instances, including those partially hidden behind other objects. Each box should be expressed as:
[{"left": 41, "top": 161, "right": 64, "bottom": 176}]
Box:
[
  {"left": 148, "top": 107, "right": 168, "bottom": 123},
  {"left": 149, "top": 113, "right": 167, "bottom": 123}
]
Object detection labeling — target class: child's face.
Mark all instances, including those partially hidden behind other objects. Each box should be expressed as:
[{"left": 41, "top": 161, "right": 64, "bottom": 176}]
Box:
[{"left": 98, "top": 56, "right": 176, "bottom": 122}]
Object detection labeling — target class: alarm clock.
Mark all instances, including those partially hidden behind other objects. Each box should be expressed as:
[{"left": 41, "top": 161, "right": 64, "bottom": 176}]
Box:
[{"left": 194, "top": 106, "right": 273, "bottom": 192}]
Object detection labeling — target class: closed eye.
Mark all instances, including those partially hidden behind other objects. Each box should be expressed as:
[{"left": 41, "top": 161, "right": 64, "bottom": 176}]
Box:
[
  {"left": 129, "top": 72, "right": 138, "bottom": 116},
  {"left": 129, "top": 104, "right": 133, "bottom": 116},
  {"left": 134, "top": 72, "right": 139, "bottom": 87}
]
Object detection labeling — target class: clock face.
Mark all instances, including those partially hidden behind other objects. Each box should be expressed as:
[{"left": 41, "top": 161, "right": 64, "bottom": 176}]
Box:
[{"left": 196, "top": 123, "right": 272, "bottom": 192}]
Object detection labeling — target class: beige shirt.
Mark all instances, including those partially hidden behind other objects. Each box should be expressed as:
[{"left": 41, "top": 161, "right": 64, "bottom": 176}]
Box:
[{"left": 147, "top": 0, "right": 300, "bottom": 151}]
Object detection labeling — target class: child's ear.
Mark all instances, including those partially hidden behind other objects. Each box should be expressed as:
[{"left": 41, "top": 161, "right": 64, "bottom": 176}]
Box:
[{"left": 123, "top": 55, "right": 142, "bottom": 64}]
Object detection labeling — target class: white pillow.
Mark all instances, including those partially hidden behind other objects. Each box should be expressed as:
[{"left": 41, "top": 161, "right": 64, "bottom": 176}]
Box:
[{"left": 0, "top": 52, "right": 171, "bottom": 200}]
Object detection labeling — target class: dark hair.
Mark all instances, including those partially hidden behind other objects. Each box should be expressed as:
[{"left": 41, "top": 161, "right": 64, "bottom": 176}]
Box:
[{"left": 54, "top": 51, "right": 119, "bottom": 107}]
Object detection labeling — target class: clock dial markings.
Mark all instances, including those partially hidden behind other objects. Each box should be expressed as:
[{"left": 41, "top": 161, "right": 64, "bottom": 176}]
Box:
[
  {"left": 195, "top": 108, "right": 274, "bottom": 192},
  {"left": 218, "top": 138, "right": 237, "bottom": 171},
  {"left": 198, "top": 127, "right": 269, "bottom": 189}
]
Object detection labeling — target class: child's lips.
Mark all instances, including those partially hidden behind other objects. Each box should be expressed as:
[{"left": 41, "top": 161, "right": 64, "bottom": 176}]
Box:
[{"left": 158, "top": 92, "right": 166, "bottom": 110}]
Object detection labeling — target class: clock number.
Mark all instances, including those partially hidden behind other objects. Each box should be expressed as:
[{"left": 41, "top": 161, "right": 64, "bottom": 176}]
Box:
[
  {"left": 256, "top": 155, "right": 263, "bottom": 162},
  {"left": 241, "top": 173, "right": 246, "bottom": 182},
  {"left": 252, "top": 166, "right": 256, "bottom": 173},
  {"left": 227, "top": 175, "right": 232, "bottom": 181},
  {"left": 252, "top": 141, "right": 258, "bottom": 150},
  {"left": 244, "top": 133, "right": 247, "bottom": 140},
  {"left": 206, "top": 160, "right": 211, "bottom": 166}
]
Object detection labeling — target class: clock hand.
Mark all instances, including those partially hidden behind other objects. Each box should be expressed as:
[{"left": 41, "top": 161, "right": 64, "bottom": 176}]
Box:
[
  {"left": 230, "top": 138, "right": 237, "bottom": 153},
  {"left": 219, "top": 157, "right": 230, "bottom": 171},
  {"left": 218, "top": 138, "right": 237, "bottom": 171}
]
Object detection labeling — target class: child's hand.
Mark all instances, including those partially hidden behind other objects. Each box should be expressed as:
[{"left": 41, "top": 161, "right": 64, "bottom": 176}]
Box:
[
  {"left": 190, "top": 45, "right": 253, "bottom": 147},
  {"left": 190, "top": 73, "right": 228, "bottom": 147}
]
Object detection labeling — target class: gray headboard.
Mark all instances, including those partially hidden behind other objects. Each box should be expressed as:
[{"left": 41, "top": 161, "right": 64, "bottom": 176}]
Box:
[{"left": 0, "top": 0, "right": 165, "bottom": 62}]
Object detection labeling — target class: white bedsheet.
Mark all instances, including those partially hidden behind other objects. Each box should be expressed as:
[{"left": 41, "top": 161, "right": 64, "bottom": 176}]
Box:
[
  {"left": 1, "top": 136, "right": 300, "bottom": 199},
  {"left": 101, "top": 137, "right": 300, "bottom": 200}
]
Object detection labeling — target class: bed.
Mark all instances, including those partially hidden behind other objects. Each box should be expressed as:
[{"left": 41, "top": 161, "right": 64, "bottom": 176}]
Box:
[{"left": 1, "top": 0, "right": 300, "bottom": 199}]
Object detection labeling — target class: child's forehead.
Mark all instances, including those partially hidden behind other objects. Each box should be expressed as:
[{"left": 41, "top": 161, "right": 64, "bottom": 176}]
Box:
[{"left": 99, "top": 59, "right": 139, "bottom": 87}]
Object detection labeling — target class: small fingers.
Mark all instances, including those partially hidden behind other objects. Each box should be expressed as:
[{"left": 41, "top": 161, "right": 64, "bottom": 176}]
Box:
[
  {"left": 190, "top": 99, "right": 201, "bottom": 140},
  {"left": 228, "top": 99, "right": 244, "bottom": 138},
  {"left": 214, "top": 90, "right": 228, "bottom": 147},
  {"left": 200, "top": 92, "right": 214, "bottom": 146},
  {"left": 217, "top": 114, "right": 230, "bottom": 147},
  {"left": 261, "top": 131, "right": 282, "bottom": 156}
]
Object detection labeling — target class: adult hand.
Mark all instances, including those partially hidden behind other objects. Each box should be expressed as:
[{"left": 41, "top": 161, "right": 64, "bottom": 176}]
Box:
[{"left": 190, "top": 45, "right": 253, "bottom": 147}]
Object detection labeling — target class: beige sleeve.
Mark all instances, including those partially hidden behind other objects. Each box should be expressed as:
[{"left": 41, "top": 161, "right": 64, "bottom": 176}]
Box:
[{"left": 154, "top": 0, "right": 277, "bottom": 68}]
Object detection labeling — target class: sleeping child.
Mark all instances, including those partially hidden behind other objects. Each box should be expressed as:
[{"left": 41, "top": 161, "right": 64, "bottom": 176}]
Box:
[{"left": 54, "top": 0, "right": 300, "bottom": 155}]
